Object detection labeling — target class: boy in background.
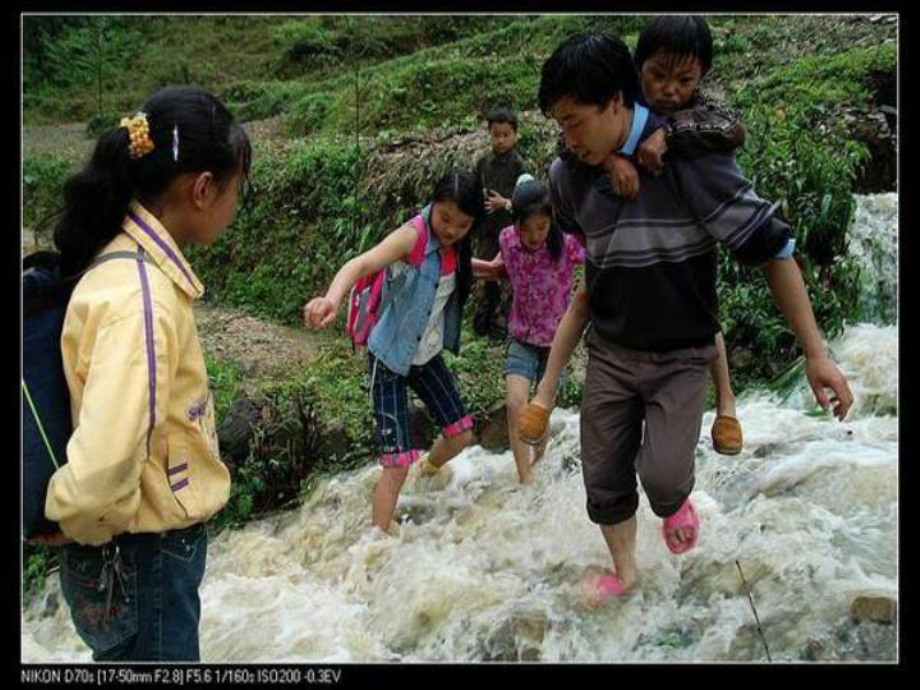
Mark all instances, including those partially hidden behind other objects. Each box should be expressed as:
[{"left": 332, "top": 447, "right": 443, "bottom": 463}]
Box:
[{"left": 472, "top": 107, "right": 526, "bottom": 342}]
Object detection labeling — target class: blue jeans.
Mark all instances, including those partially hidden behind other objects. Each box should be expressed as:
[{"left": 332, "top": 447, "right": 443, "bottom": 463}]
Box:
[
  {"left": 504, "top": 339, "right": 570, "bottom": 389},
  {"left": 59, "top": 523, "right": 208, "bottom": 662}
]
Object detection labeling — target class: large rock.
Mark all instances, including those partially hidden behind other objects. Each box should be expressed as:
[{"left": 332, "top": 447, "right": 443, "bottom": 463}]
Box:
[
  {"left": 850, "top": 595, "right": 898, "bottom": 625},
  {"left": 478, "top": 403, "right": 509, "bottom": 452},
  {"left": 318, "top": 419, "right": 351, "bottom": 462},
  {"left": 216, "top": 393, "right": 262, "bottom": 461}
]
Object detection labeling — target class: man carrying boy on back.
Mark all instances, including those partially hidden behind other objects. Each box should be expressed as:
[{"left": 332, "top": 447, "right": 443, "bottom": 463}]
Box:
[
  {"left": 536, "top": 32, "right": 853, "bottom": 603},
  {"left": 472, "top": 106, "right": 526, "bottom": 341}
]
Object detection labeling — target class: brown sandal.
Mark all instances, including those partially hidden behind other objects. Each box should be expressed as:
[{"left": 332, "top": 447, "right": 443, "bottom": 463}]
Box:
[
  {"left": 711, "top": 415, "right": 743, "bottom": 455},
  {"left": 518, "top": 402, "right": 551, "bottom": 446}
]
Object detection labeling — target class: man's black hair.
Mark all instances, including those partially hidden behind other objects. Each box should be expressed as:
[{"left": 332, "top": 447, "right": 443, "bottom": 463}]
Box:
[
  {"left": 538, "top": 32, "right": 639, "bottom": 115},
  {"left": 634, "top": 16, "right": 714, "bottom": 76},
  {"left": 485, "top": 106, "right": 519, "bottom": 132}
]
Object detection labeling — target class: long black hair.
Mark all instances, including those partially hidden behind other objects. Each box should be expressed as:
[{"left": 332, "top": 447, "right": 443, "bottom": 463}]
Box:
[
  {"left": 511, "top": 180, "right": 563, "bottom": 261},
  {"left": 53, "top": 85, "right": 252, "bottom": 278},
  {"left": 430, "top": 170, "right": 485, "bottom": 311}
]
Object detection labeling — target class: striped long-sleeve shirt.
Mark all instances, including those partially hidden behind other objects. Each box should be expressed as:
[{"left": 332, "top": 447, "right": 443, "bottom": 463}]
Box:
[{"left": 549, "top": 151, "right": 791, "bottom": 352}]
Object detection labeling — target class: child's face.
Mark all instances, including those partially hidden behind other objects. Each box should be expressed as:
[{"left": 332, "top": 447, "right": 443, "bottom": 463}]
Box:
[
  {"left": 189, "top": 170, "right": 244, "bottom": 245},
  {"left": 639, "top": 50, "right": 703, "bottom": 115},
  {"left": 518, "top": 212, "right": 552, "bottom": 252},
  {"left": 432, "top": 200, "right": 474, "bottom": 248},
  {"left": 489, "top": 122, "right": 518, "bottom": 156},
  {"left": 551, "top": 95, "right": 627, "bottom": 167}
]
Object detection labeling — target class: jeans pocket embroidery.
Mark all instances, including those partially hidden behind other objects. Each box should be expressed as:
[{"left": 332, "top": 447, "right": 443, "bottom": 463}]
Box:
[{"left": 60, "top": 544, "right": 138, "bottom": 653}]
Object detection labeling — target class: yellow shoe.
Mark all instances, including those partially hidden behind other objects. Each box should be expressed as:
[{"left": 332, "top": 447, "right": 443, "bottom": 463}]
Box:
[
  {"left": 419, "top": 456, "right": 440, "bottom": 477},
  {"left": 711, "top": 415, "right": 743, "bottom": 455}
]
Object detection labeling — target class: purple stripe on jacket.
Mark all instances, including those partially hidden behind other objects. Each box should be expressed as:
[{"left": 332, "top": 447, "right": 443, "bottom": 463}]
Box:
[
  {"left": 171, "top": 478, "right": 190, "bottom": 492},
  {"left": 137, "top": 250, "right": 157, "bottom": 457},
  {"left": 168, "top": 463, "right": 189, "bottom": 476},
  {"left": 128, "top": 210, "right": 196, "bottom": 288}
]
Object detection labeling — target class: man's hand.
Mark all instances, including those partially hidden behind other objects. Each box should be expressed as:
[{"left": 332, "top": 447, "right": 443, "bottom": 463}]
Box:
[
  {"left": 805, "top": 354, "right": 854, "bottom": 421},
  {"left": 602, "top": 154, "right": 640, "bottom": 200},
  {"left": 485, "top": 190, "right": 509, "bottom": 214},
  {"left": 304, "top": 296, "right": 338, "bottom": 329},
  {"left": 29, "top": 532, "right": 74, "bottom": 547},
  {"left": 637, "top": 127, "right": 668, "bottom": 176}
]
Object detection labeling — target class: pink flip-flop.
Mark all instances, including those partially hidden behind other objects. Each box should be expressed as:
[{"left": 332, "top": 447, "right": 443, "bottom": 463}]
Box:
[
  {"left": 582, "top": 572, "right": 628, "bottom": 608},
  {"left": 662, "top": 499, "right": 700, "bottom": 554}
]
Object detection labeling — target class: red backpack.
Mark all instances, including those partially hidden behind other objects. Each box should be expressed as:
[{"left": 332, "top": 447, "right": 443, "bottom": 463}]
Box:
[{"left": 346, "top": 213, "right": 429, "bottom": 348}]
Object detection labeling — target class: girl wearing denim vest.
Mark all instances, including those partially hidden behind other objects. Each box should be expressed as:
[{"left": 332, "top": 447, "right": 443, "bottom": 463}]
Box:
[
  {"left": 34, "top": 86, "right": 252, "bottom": 661},
  {"left": 305, "top": 172, "right": 485, "bottom": 535}
]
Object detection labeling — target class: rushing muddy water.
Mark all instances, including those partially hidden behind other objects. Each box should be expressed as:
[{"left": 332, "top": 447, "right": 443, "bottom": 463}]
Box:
[{"left": 22, "top": 195, "right": 897, "bottom": 663}]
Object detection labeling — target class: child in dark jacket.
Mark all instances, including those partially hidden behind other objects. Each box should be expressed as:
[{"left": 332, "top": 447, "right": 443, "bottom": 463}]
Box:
[{"left": 472, "top": 107, "right": 527, "bottom": 341}]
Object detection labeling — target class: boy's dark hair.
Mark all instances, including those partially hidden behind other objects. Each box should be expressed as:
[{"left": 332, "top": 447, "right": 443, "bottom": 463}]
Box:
[
  {"left": 634, "top": 16, "right": 713, "bottom": 76},
  {"left": 53, "top": 85, "right": 252, "bottom": 278},
  {"left": 538, "top": 32, "right": 639, "bottom": 116},
  {"left": 485, "top": 106, "right": 519, "bottom": 132},
  {"left": 511, "top": 180, "right": 563, "bottom": 261},
  {"left": 431, "top": 170, "right": 486, "bottom": 311}
]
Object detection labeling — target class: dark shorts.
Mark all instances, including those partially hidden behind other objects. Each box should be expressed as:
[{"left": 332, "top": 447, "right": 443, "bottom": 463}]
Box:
[
  {"left": 580, "top": 329, "right": 717, "bottom": 525},
  {"left": 370, "top": 353, "right": 473, "bottom": 467},
  {"left": 59, "top": 523, "right": 208, "bottom": 662}
]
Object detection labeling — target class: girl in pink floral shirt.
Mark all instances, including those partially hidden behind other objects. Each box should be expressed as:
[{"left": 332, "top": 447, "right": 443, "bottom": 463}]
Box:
[{"left": 474, "top": 178, "right": 584, "bottom": 483}]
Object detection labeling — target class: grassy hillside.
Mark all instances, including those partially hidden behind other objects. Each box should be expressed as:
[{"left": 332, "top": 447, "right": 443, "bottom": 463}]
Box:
[{"left": 21, "top": 15, "right": 897, "bottom": 596}]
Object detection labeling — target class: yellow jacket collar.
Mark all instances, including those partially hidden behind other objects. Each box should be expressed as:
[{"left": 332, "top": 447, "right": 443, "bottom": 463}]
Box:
[{"left": 122, "top": 201, "right": 205, "bottom": 300}]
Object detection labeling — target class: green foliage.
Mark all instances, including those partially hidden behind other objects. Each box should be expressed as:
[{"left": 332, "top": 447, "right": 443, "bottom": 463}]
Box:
[
  {"left": 23, "top": 543, "right": 54, "bottom": 601},
  {"left": 84, "top": 108, "right": 123, "bottom": 138},
  {"left": 446, "top": 327, "right": 510, "bottom": 423},
  {"left": 323, "top": 56, "right": 543, "bottom": 136},
  {"left": 230, "top": 82, "right": 311, "bottom": 123},
  {"left": 717, "top": 101, "right": 868, "bottom": 385},
  {"left": 23, "top": 155, "right": 70, "bottom": 229},
  {"left": 273, "top": 16, "right": 508, "bottom": 76},
  {"left": 24, "top": 16, "right": 278, "bottom": 124},
  {"left": 210, "top": 374, "right": 325, "bottom": 533},
  {"left": 732, "top": 44, "right": 896, "bottom": 113},
  {"left": 287, "top": 93, "right": 336, "bottom": 136},
  {"left": 204, "top": 353, "right": 244, "bottom": 425}
]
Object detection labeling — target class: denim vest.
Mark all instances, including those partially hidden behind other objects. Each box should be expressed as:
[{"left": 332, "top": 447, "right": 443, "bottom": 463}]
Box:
[{"left": 368, "top": 205, "right": 462, "bottom": 375}]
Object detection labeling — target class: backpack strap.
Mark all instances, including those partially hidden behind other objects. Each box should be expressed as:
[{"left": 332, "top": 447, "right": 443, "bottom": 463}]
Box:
[
  {"left": 21, "top": 379, "right": 61, "bottom": 471},
  {"left": 407, "top": 214, "right": 430, "bottom": 267}
]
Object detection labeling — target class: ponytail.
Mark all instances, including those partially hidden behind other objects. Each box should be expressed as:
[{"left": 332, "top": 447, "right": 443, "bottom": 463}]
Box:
[
  {"left": 53, "top": 126, "right": 135, "bottom": 278},
  {"left": 52, "top": 85, "right": 252, "bottom": 279}
]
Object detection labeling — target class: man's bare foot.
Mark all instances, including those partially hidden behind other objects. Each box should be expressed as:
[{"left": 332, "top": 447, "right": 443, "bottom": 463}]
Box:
[{"left": 580, "top": 567, "right": 638, "bottom": 609}]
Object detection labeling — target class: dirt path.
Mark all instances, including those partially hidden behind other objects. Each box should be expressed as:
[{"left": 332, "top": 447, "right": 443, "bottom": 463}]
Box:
[
  {"left": 194, "top": 302, "right": 328, "bottom": 388},
  {"left": 23, "top": 116, "right": 288, "bottom": 166}
]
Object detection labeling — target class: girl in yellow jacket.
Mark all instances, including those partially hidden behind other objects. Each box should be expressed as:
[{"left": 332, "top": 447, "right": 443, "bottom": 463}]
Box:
[{"left": 35, "top": 86, "right": 251, "bottom": 662}]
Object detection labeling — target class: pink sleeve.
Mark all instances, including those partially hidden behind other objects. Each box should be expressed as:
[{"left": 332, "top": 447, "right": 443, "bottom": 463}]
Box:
[{"left": 567, "top": 233, "right": 586, "bottom": 265}]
